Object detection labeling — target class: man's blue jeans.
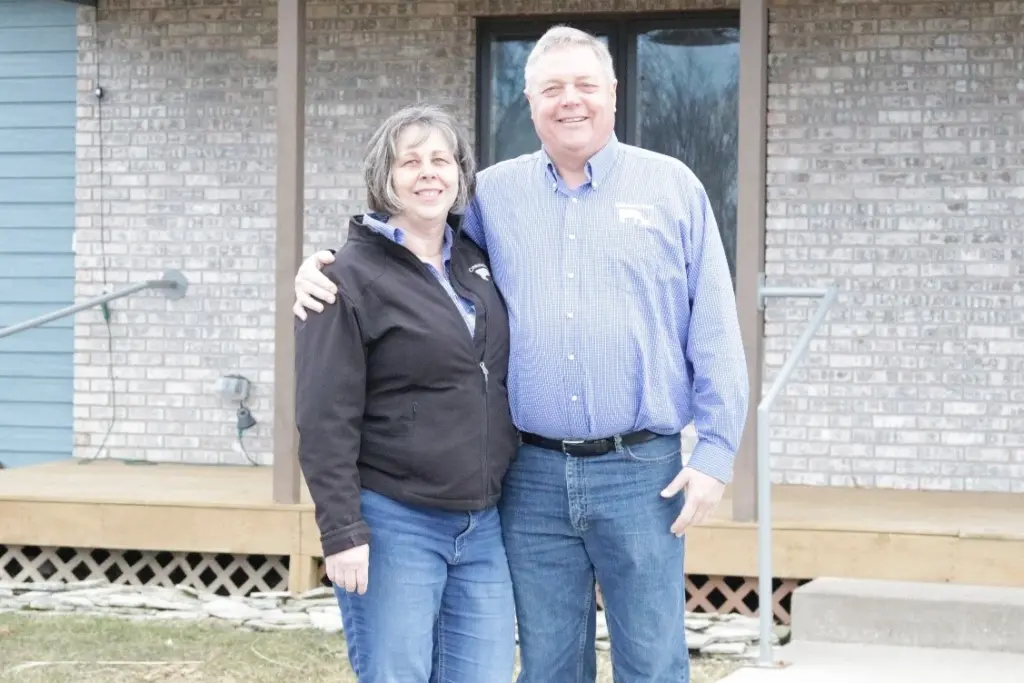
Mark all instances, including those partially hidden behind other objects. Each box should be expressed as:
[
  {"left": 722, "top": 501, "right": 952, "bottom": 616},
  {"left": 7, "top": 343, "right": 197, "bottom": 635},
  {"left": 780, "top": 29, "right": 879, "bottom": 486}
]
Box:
[
  {"left": 499, "top": 434, "right": 689, "bottom": 683},
  {"left": 334, "top": 488, "right": 516, "bottom": 683}
]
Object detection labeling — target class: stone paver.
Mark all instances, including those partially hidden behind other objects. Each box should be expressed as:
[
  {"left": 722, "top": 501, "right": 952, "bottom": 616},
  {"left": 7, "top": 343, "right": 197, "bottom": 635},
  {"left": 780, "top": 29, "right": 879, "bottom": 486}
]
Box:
[{"left": 0, "top": 580, "right": 785, "bottom": 660}]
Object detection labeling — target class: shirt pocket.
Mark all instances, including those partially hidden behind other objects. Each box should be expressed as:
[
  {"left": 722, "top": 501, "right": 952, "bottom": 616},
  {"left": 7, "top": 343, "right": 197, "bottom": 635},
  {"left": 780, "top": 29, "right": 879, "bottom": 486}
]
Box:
[{"left": 589, "top": 203, "right": 675, "bottom": 294}]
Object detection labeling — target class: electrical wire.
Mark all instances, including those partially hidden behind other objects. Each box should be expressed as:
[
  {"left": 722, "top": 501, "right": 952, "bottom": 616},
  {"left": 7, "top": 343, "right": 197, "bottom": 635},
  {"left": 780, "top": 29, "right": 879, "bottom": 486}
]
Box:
[
  {"left": 236, "top": 432, "right": 260, "bottom": 467},
  {"left": 81, "top": 11, "right": 117, "bottom": 464},
  {"left": 236, "top": 398, "right": 260, "bottom": 466}
]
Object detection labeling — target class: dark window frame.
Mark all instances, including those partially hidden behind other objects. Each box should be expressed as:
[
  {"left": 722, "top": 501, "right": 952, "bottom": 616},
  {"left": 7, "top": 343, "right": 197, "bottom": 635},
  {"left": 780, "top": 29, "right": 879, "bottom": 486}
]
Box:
[{"left": 474, "top": 11, "right": 741, "bottom": 169}]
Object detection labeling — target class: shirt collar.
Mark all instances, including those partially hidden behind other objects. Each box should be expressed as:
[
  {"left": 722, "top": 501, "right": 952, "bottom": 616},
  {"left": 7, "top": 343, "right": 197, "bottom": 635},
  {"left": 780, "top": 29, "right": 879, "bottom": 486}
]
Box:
[
  {"left": 362, "top": 212, "right": 454, "bottom": 263},
  {"left": 363, "top": 212, "right": 404, "bottom": 244},
  {"left": 541, "top": 132, "right": 620, "bottom": 190}
]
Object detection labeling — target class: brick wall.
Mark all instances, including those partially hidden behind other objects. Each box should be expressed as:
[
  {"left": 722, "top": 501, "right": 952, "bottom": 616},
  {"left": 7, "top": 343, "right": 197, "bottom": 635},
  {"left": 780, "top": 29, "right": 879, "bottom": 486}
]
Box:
[
  {"left": 73, "top": 0, "right": 1023, "bottom": 492},
  {"left": 765, "top": 0, "right": 1024, "bottom": 492},
  {"left": 75, "top": 1, "right": 280, "bottom": 464},
  {"left": 72, "top": 0, "right": 731, "bottom": 466}
]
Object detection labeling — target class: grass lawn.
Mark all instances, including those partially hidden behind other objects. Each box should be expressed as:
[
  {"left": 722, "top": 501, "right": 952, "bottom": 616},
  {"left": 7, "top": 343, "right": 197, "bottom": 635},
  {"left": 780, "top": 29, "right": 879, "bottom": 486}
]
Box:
[{"left": 0, "top": 612, "right": 741, "bottom": 682}]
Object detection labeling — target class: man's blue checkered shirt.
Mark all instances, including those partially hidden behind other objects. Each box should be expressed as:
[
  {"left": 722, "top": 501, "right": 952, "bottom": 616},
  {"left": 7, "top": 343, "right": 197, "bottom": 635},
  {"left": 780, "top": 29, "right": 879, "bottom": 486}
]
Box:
[{"left": 460, "top": 134, "right": 749, "bottom": 484}]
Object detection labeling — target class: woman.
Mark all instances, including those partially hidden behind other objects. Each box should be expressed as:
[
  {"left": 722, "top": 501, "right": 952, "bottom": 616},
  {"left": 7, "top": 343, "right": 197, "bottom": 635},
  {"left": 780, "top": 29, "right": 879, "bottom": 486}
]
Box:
[{"left": 294, "top": 104, "right": 520, "bottom": 682}]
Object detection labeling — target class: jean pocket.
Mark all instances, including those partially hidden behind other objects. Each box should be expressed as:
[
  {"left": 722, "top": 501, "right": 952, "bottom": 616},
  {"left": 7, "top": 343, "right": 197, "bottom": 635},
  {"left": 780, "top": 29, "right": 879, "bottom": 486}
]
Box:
[{"left": 622, "top": 437, "right": 681, "bottom": 463}]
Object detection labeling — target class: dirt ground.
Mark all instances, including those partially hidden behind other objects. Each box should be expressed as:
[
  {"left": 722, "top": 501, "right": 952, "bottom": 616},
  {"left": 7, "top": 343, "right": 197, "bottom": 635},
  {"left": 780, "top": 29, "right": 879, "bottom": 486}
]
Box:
[{"left": 0, "top": 612, "right": 741, "bottom": 682}]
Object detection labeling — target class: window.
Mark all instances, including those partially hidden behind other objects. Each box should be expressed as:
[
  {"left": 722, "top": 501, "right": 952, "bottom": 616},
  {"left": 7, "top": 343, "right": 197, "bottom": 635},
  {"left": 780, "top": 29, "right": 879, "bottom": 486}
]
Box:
[{"left": 476, "top": 13, "right": 740, "bottom": 282}]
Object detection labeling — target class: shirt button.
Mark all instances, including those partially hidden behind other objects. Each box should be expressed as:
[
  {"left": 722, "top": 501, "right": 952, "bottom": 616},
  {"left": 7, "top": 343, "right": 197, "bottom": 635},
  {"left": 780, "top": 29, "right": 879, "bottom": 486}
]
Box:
[
  {"left": 568, "top": 354, "right": 575, "bottom": 360},
  {"left": 568, "top": 234, "right": 576, "bottom": 239},
  {"left": 571, "top": 197, "right": 578, "bottom": 203},
  {"left": 567, "top": 312, "right": 574, "bottom": 318},
  {"left": 571, "top": 395, "right": 578, "bottom": 401},
  {"left": 567, "top": 273, "right": 574, "bottom": 278}
]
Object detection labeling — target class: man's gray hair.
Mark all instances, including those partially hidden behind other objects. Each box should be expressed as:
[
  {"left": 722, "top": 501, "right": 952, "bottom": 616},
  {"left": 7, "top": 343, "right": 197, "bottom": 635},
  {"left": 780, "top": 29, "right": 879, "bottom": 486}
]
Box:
[
  {"left": 363, "top": 104, "right": 476, "bottom": 215},
  {"left": 524, "top": 25, "right": 616, "bottom": 92}
]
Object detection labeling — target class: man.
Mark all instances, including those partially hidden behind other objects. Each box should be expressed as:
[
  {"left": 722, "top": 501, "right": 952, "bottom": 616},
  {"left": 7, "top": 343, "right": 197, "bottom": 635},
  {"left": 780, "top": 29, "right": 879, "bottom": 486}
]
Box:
[{"left": 293, "top": 25, "right": 748, "bottom": 683}]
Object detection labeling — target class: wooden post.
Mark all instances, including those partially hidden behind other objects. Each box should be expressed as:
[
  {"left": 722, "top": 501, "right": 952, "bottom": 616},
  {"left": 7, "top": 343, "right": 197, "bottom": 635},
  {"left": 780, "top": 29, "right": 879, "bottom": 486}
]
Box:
[
  {"left": 273, "top": 0, "right": 306, "bottom": 505},
  {"left": 732, "top": 0, "right": 769, "bottom": 522},
  {"left": 288, "top": 554, "right": 321, "bottom": 594}
]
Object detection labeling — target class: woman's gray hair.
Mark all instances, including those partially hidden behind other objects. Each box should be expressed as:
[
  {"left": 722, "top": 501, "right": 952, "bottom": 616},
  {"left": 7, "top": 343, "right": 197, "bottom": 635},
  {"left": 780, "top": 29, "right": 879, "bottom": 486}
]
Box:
[{"left": 363, "top": 104, "right": 477, "bottom": 216}]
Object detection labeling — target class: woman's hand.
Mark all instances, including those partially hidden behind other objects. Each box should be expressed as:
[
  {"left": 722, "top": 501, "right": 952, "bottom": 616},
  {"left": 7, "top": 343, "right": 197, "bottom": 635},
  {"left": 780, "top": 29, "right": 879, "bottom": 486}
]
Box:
[{"left": 325, "top": 544, "right": 370, "bottom": 595}]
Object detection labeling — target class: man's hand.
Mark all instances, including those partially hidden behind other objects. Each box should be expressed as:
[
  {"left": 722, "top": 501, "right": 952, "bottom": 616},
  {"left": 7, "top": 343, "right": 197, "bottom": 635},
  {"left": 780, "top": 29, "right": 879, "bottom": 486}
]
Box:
[
  {"left": 325, "top": 544, "right": 370, "bottom": 595},
  {"left": 660, "top": 467, "right": 726, "bottom": 537},
  {"left": 293, "top": 250, "right": 338, "bottom": 320}
]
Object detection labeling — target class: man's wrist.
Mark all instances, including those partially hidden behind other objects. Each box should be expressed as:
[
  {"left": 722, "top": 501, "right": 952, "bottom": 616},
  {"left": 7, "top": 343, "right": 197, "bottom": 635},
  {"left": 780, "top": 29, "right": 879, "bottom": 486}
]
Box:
[{"left": 686, "top": 440, "right": 734, "bottom": 485}]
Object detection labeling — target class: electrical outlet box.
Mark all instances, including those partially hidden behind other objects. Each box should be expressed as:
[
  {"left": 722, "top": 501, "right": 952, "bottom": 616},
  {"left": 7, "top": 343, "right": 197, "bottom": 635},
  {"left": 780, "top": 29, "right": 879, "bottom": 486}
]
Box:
[{"left": 216, "top": 375, "right": 251, "bottom": 403}]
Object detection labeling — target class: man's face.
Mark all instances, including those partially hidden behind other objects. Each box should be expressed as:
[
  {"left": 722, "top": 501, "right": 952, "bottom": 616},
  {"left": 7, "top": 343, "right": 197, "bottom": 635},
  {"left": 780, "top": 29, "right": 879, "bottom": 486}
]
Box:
[{"left": 526, "top": 44, "right": 617, "bottom": 162}]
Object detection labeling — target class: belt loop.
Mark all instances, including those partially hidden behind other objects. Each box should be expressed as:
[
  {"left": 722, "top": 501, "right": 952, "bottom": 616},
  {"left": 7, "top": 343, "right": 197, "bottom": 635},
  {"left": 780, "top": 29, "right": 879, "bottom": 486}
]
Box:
[{"left": 613, "top": 434, "right": 623, "bottom": 453}]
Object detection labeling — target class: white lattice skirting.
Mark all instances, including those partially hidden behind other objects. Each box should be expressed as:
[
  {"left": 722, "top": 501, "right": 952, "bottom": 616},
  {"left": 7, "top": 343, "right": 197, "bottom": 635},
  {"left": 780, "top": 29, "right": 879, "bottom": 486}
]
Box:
[
  {"left": 3, "top": 545, "right": 805, "bottom": 623},
  {"left": 1, "top": 545, "right": 288, "bottom": 596}
]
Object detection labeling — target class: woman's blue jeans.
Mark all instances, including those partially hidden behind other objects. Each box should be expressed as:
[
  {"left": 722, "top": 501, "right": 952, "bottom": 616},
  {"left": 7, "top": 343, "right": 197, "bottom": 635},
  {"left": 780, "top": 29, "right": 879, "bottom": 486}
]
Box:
[{"left": 333, "top": 488, "right": 516, "bottom": 683}]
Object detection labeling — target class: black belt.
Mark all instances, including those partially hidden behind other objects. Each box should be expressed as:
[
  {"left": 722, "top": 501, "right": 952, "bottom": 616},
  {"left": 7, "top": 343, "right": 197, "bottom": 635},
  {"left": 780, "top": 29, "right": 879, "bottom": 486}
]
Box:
[{"left": 520, "top": 430, "right": 658, "bottom": 457}]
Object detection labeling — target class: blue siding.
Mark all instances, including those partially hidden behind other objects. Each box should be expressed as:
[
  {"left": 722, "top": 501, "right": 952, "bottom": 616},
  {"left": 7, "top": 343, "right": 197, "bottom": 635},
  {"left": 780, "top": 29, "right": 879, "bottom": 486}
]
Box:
[{"left": 0, "top": 0, "right": 78, "bottom": 469}]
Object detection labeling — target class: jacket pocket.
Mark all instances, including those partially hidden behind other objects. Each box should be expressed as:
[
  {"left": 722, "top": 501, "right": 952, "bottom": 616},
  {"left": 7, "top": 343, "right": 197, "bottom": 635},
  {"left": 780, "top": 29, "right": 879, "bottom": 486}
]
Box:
[
  {"left": 364, "top": 402, "right": 417, "bottom": 437},
  {"left": 360, "top": 402, "right": 418, "bottom": 480}
]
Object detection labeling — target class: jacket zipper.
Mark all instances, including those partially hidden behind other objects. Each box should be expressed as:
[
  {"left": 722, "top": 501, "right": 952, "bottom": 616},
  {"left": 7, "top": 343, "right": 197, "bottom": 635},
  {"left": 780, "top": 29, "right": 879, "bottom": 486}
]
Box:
[
  {"left": 479, "top": 360, "right": 490, "bottom": 505},
  {"left": 459, "top": 255, "right": 490, "bottom": 506},
  {"left": 390, "top": 239, "right": 492, "bottom": 504}
]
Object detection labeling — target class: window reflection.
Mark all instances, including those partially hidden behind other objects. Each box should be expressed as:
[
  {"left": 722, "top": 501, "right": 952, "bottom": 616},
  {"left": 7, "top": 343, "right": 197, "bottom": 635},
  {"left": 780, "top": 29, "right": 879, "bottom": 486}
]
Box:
[
  {"left": 481, "top": 23, "right": 739, "bottom": 284},
  {"left": 487, "top": 35, "right": 611, "bottom": 167},
  {"left": 488, "top": 39, "right": 539, "bottom": 166},
  {"left": 636, "top": 28, "right": 740, "bottom": 282}
]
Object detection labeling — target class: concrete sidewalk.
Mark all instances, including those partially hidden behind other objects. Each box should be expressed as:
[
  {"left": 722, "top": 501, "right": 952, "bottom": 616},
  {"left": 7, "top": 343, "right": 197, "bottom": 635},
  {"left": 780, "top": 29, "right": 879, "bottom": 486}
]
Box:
[{"left": 719, "top": 640, "right": 1024, "bottom": 683}]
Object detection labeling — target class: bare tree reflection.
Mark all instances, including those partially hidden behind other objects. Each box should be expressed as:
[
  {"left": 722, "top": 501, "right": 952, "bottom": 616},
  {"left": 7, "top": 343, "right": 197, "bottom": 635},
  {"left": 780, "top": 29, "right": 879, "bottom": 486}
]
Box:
[
  {"left": 638, "top": 28, "right": 739, "bottom": 283},
  {"left": 490, "top": 40, "right": 538, "bottom": 163}
]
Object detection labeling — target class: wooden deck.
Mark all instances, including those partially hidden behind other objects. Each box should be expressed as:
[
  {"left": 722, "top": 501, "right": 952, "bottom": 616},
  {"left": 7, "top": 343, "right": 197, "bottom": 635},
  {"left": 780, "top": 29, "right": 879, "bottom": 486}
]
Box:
[{"left": 2, "top": 459, "right": 1023, "bottom": 589}]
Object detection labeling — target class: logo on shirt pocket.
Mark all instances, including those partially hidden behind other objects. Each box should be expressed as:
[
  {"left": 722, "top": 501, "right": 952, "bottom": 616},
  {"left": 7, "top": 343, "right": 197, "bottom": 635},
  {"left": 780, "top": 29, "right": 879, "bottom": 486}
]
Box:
[
  {"left": 615, "top": 202, "right": 656, "bottom": 228},
  {"left": 469, "top": 263, "right": 491, "bottom": 281},
  {"left": 609, "top": 203, "right": 665, "bottom": 262}
]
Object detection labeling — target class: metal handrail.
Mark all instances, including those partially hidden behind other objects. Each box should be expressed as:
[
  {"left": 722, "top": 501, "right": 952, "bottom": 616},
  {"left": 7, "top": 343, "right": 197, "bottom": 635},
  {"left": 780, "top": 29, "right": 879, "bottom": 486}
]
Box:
[
  {"left": 0, "top": 270, "right": 188, "bottom": 339},
  {"left": 755, "top": 275, "right": 839, "bottom": 666}
]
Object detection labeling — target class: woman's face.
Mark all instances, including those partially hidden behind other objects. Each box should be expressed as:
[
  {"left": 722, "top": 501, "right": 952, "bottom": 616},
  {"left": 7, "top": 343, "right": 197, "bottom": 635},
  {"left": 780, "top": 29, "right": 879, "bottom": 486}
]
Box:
[{"left": 391, "top": 125, "right": 460, "bottom": 226}]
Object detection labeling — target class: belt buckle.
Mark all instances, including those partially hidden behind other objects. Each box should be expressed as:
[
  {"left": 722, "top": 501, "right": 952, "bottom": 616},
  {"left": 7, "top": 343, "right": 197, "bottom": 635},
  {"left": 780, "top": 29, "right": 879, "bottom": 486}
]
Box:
[{"left": 561, "top": 439, "right": 585, "bottom": 454}]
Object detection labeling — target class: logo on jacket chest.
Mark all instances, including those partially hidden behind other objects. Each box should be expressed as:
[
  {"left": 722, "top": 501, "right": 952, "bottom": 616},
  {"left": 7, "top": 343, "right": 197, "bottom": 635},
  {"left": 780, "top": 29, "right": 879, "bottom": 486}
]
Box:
[{"left": 469, "top": 263, "right": 491, "bottom": 281}]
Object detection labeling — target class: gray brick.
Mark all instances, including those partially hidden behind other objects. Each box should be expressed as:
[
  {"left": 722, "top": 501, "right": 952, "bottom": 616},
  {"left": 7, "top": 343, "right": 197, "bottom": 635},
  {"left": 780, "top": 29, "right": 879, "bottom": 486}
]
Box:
[{"left": 765, "top": 0, "right": 1024, "bottom": 492}]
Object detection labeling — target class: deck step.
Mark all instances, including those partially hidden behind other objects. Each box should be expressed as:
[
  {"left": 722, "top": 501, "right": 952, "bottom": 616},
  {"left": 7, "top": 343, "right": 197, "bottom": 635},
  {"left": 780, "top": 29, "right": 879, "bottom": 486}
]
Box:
[
  {"left": 720, "top": 641, "right": 1024, "bottom": 683},
  {"left": 790, "top": 577, "right": 1024, "bottom": 654}
]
